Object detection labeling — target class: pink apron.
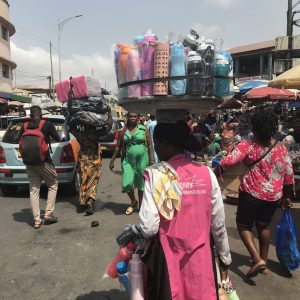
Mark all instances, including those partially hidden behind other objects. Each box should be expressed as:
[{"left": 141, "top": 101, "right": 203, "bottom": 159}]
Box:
[{"left": 159, "top": 154, "right": 216, "bottom": 300}]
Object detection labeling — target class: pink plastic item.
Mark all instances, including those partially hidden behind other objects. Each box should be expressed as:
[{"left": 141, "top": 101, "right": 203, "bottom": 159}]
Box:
[
  {"left": 55, "top": 80, "right": 70, "bottom": 102},
  {"left": 127, "top": 49, "right": 141, "bottom": 98},
  {"left": 130, "top": 254, "right": 144, "bottom": 300},
  {"left": 107, "top": 243, "right": 136, "bottom": 279},
  {"left": 139, "top": 41, "right": 155, "bottom": 96}
]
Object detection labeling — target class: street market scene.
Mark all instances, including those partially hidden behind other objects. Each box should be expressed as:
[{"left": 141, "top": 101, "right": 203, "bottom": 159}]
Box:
[{"left": 1, "top": 1, "right": 300, "bottom": 300}]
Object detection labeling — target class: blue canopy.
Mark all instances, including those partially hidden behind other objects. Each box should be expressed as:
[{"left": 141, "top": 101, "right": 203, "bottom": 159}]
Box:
[
  {"left": 276, "top": 101, "right": 300, "bottom": 108},
  {"left": 239, "top": 80, "right": 269, "bottom": 94}
]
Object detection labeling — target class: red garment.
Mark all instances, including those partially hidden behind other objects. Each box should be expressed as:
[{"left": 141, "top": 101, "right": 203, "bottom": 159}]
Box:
[{"left": 221, "top": 141, "right": 294, "bottom": 201}]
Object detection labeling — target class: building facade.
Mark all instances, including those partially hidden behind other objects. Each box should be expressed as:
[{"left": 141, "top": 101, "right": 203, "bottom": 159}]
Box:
[
  {"left": 228, "top": 40, "right": 275, "bottom": 84},
  {"left": 0, "top": 0, "right": 16, "bottom": 94}
]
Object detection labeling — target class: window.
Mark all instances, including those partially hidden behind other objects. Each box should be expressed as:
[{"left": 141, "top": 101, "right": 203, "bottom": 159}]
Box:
[
  {"left": 2, "top": 64, "right": 9, "bottom": 79},
  {"left": 1, "top": 25, "right": 8, "bottom": 41}
]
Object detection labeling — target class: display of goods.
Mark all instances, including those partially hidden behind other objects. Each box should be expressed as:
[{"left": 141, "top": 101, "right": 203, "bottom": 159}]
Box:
[
  {"left": 115, "top": 28, "right": 232, "bottom": 99},
  {"left": 153, "top": 42, "right": 169, "bottom": 96},
  {"left": 55, "top": 76, "right": 101, "bottom": 102},
  {"left": 170, "top": 44, "right": 187, "bottom": 96}
]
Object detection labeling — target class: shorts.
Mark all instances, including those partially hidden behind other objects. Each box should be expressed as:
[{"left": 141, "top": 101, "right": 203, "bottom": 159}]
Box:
[{"left": 236, "top": 190, "right": 279, "bottom": 228}]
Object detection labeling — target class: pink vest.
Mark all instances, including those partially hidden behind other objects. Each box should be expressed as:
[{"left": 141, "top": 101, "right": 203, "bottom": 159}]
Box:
[{"left": 159, "top": 154, "right": 216, "bottom": 300}]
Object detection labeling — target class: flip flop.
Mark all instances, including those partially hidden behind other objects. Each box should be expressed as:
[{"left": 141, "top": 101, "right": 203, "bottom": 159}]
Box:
[
  {"left": 84, "top": 200, "right": 94, "bottom": 216},
  {"left": 125, "top": 206, "right": 134, "bottom": 215},
  {"left": 33, "top": 221, "right": 42, "bottom": 229},
  {"left": 125, "top": 202, "right": 138, "bottom": 215},
  {"left": 247, "top": 262, "right": 267, "bottom": 278}
]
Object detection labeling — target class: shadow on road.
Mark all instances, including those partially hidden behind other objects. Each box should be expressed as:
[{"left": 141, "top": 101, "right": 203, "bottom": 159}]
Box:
[
  {"left": 100, "top": 201, "right": 130, "bottom": 216},
  {"left": 12, "top": 208, "right": 33, "bottom": 226},
  {"left": 76, "top": 289, "right": 128, "bottom": 300},
  {"left": 230, "top": 250, "right": 292, "bottom": 284}
]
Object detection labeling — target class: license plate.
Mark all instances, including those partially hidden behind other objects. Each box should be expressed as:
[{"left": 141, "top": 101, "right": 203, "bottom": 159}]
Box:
[{"left": 101, "top": 146, "right": 107, "bottom": 150}]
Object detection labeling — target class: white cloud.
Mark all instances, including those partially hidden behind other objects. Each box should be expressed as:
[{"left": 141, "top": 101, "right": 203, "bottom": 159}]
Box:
[
  {"left": 11, "top": 42, "right": 117, "bottom": 90},
  {"left": 207, "top": 0, "right": 237, "bottom": 9}
]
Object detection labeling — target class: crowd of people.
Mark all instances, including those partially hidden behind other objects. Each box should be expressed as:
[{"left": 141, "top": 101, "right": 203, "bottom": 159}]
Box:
[{"left": 19, "top": 105, "right": 296, "bottom": 299}]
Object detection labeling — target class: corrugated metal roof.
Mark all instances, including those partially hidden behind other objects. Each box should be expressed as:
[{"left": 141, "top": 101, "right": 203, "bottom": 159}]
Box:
[{"left": 228, "top": 40, "right": 275, "bottom": 55}]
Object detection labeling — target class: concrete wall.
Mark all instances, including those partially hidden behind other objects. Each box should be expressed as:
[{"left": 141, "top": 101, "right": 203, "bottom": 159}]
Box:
[
  {"left": 0, "top": 0, "right": 9, "bottom": 21},
  {"left": 0, "top": 0, "right": 14, "bottom": 93}
]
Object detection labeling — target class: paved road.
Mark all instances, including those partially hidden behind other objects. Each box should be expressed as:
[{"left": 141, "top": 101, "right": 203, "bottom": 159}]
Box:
[{"left": 0, "top": 158, "right": 299, "bottom": 300}]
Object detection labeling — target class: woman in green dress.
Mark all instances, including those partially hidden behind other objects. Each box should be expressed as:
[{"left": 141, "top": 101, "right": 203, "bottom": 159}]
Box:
[{"left": 110, "top": 112, "right": 154, "bottom": 215}]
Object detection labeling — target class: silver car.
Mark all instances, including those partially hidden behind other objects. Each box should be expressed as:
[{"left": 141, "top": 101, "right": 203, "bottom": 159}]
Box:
[{"left": 0, "top": 115, "right": 80, "bottom": 196}]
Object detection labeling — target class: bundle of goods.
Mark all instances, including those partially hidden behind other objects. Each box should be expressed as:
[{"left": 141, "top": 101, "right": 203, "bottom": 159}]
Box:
[
  {"left": 55, "top": 75, "right": 102, "bottom": 103},
  {"left": 57, "top": 76, "right": 112, "bottom": 133},
  {"left": 68, "top": 96, "right": 111, "bottom": 131},
  {"left": 115, "top": 28, "right": 233, "bottom": 99}
]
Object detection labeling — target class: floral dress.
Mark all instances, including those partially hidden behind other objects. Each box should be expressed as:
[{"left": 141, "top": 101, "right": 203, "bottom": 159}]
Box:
[{"left": 221, "top": 140, "right": 294, "bottom": 201}]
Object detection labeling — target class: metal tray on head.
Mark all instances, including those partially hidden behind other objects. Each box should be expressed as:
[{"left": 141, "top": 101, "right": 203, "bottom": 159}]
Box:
[{"left": 119, "top": 95, "right": 222, "bottom": 114}]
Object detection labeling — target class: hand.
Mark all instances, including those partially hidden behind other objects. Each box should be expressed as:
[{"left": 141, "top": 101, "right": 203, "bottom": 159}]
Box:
[
  {"left": 282, "top": 198, "right": 293, "bottom": 209},
  {"left": 109, "top": 160, "right": 114, "bottom": 172}
]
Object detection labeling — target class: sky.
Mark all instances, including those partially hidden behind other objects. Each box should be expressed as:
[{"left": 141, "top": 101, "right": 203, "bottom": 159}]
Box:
[{"left": 7, "top": 0, "right": 300, "bottom": 90}]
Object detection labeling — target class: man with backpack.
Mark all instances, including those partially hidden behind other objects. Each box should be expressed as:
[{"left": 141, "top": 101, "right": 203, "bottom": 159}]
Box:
[{"left": 19, "top": 106, "right": 61, "bottom": 229}]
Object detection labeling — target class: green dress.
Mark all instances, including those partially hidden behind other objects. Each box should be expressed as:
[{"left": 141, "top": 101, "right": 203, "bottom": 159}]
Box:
[{"left": 122, "top": 124, "right": 149, "bottom": 192}]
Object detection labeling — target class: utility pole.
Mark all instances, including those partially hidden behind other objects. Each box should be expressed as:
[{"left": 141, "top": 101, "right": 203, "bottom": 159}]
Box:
[
  {"left": 287, "top": 0, "right": 293, "bottom": 70},
  {"left": 49, "top": 41, "right": 54, "bottom": 100}
]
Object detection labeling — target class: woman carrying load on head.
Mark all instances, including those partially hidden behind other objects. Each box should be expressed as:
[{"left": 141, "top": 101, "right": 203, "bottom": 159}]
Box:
[
  {"left": 109, "top": 112, "right": 154, "bottom": 215},
  {"left": 137, "top": 121, "right": 232, "bottom": 300},
  {"left": 220, "top": 111, "right": 294, "bottom": 277}
]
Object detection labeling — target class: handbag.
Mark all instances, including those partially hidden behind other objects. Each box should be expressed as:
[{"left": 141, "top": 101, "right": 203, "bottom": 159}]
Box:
[{"left": 218, "top": 141, "right": 278, "bottom": 193}]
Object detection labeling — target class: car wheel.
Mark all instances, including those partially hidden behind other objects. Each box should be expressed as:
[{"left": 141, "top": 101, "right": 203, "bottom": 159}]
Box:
[
  {"left": 65, "top": 169, "right": 80, "bottom": 196},
  {"left": 0, "top": 184, "right": 17, "bottom": 197}
]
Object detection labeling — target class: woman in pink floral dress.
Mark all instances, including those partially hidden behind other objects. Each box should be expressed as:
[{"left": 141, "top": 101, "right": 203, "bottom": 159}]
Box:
[{"left": 221, "top": 111, "right": 294, "bottom": 277}]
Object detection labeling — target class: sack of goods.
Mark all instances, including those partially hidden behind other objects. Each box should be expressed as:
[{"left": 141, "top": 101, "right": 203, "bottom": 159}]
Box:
[
  {"left": 67, "top": 96, "right": 112, "bottom": 132},
  {"left": 55, "top": 76, "right": 102, "bottom": 102}
]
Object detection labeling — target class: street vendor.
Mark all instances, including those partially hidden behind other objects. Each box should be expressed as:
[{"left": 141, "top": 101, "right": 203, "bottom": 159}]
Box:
[{"left": 136, "top": 121, "right": 232, "bottom": 300}]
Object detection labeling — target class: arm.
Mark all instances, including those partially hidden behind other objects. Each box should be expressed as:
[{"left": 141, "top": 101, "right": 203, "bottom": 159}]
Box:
[
  {"left": 109, "top": 134, "right": 123, "bottom": 172},
  {"left": 139, "top": 177, "right": 160, "bottom": 239},
  {"left": 282, "top": 146, "right": 295, "bottom": 208},
  {"left": 209, "top": 169, "right": 232, "bottom": 269},
  {"left": 220, "top": 140, "right": 249, "bottom": 169},
  {"left": 145, "top": 127, "right": 154, "bottom": 164}
]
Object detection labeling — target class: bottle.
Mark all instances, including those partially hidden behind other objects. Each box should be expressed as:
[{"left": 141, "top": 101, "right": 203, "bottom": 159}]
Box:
[
  {"left": 116, "top": 261, "right": 131, "bottom": 296},
  {"left": 187, "top": 51, "right": 206, "bottom": 95},
  {"left": 170, "top": 44, "right": 187, "bottom": 96},
  {"left": 139, "top": 41, "right": 155, "bottom": 96},
  {"left": 153, "top": 41, "right": 169, "bottom": 96},
  {"left": 198, "top": 40, "right": 215, "bottom": 95},
  {"left": 118, "top": 44, "right": 132, "bottom": 99},
  {"left": 127, "top": 49, "right": 142, "bottom": 98},
  {"left": 107, "top": 242, "right": 136, "bottom": 278},
  {"left": 130, "top": 254, "right": 144, "bottom": 300},
  {"left": 213, "top": 53, "right": 231, "bottom": 97}
]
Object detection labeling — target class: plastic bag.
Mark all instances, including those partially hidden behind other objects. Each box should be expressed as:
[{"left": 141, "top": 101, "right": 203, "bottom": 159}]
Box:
[
  {"left": 67, "top": 96, "right": 112, "bottom": 130},
  {"left": 276, "top": 209, "right": 300, "bottom": 271}
]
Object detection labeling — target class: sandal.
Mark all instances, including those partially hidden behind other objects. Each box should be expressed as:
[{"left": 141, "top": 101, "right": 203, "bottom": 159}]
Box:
[
  {"left": 33, "top": 221, "right": 42, "bottom": 229},
  {"left": 85, "top": 199, "right": 94, "bottom": 216},
  {"left": 247, "top": 261, "right": 267, "bottom": 278},
  {"left": 125, "top": 202, "right": 138, "bottom": 215}
]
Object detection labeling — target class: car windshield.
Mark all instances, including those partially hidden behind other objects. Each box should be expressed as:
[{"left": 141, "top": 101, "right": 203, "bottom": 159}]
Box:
[{"left": 2, "top": 119, "right": 70, "bottom": 144}]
